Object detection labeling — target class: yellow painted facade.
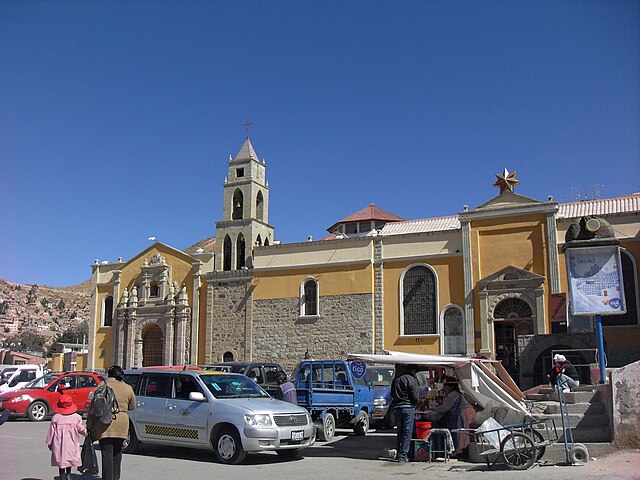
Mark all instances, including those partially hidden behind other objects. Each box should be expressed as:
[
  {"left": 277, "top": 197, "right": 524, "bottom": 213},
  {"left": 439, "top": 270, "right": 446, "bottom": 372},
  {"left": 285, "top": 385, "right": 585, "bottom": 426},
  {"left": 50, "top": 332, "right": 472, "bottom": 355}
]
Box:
[
  {"left": 472, "top": 215, "right": 548, "bottom": 281},
  {"left": 382, "top": 257, "right": 465, "bottom": 354},
  {"left": 254, "top": 263, "right": 373, "bottom": 300}
]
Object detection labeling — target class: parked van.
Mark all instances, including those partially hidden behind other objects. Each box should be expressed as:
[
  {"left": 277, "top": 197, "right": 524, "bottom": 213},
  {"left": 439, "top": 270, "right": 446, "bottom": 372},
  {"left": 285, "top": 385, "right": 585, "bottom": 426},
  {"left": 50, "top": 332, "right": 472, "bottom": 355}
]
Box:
[
  {"left": 0, "top": 364, "right": 46, "bottom": 394},
  {"left": 122, "top": 368, "right": 315, "bottom": 464}
]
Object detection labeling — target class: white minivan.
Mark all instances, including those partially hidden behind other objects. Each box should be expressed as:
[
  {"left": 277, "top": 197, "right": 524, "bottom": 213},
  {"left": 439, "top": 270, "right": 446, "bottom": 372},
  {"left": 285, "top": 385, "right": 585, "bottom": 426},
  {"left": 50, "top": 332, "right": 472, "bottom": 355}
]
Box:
[
  {"left": 121, "top": 368, "right": 315, "bottom": 464},
  {"left": 0, "top": 364, "right": 46, "bottom": 394}
]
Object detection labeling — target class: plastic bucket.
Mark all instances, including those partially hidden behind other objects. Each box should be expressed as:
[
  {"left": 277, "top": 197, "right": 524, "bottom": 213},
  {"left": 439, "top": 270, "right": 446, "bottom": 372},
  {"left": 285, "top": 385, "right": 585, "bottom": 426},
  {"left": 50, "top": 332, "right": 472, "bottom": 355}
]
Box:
[{"left": 415, "top": 421, "right": 432, "bottom": 439}]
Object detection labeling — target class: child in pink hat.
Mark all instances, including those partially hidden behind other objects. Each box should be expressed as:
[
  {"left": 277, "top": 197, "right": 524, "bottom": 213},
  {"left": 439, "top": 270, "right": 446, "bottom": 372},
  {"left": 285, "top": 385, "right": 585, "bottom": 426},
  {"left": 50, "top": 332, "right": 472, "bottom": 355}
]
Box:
[{"left": 45, "top": 394, "right": 88, "bottom": 480}]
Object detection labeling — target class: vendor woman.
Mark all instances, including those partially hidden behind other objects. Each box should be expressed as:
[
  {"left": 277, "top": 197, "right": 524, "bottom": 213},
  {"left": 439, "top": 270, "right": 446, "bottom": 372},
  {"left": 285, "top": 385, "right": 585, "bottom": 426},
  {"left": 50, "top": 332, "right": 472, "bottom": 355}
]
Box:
[{"left": 423, "top": 376, "right": 475, "bottom": 458}]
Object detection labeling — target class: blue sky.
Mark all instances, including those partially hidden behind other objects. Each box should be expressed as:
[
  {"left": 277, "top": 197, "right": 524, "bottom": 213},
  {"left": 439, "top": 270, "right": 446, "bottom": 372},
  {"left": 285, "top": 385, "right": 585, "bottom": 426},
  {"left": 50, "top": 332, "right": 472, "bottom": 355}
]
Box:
[{"left": 2, "top": 1, "right": 639, "bottom": 287}]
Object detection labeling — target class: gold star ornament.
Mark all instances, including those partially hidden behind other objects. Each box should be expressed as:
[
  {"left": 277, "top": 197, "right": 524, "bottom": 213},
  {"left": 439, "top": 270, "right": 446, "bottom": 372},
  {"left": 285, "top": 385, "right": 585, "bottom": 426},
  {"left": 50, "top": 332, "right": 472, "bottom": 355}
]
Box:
[{"left": 493, "top": 168, "right": 520, "bottom": 193}]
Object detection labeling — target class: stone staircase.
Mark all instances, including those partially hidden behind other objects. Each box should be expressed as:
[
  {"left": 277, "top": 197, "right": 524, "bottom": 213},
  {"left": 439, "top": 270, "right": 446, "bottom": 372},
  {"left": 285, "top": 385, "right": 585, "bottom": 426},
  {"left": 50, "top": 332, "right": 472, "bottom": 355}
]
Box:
[{"left": 526, "top": 384, "right": 612, "bottom": 444}]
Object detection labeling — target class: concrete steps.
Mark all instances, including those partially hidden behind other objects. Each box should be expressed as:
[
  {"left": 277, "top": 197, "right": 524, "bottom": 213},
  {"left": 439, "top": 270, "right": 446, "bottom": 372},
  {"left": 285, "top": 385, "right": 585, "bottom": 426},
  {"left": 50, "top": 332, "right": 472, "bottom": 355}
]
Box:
[{"left": 526, "top": 384, "right": 612, "bottom": 443}]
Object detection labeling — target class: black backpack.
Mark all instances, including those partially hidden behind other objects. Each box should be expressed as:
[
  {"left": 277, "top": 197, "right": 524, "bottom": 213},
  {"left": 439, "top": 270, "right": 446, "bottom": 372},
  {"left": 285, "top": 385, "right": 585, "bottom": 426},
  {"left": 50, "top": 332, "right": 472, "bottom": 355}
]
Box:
[{"left": 88, "top": 381, "right": 120, "bottom": 425}]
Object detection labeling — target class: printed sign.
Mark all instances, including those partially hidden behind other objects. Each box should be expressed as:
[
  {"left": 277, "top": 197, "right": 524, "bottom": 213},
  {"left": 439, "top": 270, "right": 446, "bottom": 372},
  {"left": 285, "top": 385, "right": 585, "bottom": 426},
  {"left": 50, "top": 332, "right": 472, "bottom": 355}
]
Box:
[
  {"left": 350, "top": 359, "right": 367, "bottom": 379},
  {"left": 565, "top": 246, "right": 626, "bottom": 316},
  {"left": 550, "top": 293, "right": 567, "bottom": 322}
]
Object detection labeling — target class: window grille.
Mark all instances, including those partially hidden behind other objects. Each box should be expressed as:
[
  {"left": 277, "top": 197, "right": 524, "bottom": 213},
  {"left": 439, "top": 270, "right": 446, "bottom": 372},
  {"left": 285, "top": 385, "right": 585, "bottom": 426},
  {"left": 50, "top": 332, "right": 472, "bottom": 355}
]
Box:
[
  {"left": 402, "top": 266, "right": 436, "bottom": 335},
  {"left": 494, "top": 297, "right": 533, "bottom": 319}
]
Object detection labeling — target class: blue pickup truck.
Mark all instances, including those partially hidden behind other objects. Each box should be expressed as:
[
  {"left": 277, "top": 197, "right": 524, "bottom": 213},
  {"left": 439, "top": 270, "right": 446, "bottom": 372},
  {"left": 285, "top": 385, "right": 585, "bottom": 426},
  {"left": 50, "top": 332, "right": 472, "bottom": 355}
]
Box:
[{"left": 292, "top": 359, "right": 375, "bottom": 441}]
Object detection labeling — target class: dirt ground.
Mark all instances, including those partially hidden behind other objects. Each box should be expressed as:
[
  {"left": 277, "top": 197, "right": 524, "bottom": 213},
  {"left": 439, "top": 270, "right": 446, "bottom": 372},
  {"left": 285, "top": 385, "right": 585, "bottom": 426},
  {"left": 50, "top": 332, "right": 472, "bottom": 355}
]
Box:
[{"left": 577, "top": 449, "right": 640, "bottom": 479}]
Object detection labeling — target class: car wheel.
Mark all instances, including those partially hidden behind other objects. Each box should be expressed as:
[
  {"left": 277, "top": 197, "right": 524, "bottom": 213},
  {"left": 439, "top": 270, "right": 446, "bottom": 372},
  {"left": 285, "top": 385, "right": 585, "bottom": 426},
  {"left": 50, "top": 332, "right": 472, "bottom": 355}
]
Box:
[
  {"left": 27, "top": 401, "right": 48, "bottom": 422},
  {"left": 353, "top": 412, "right": 369, "bottom": 436},
  {"left": 276, "top": 448, "right": 301, "bottom": 460},
  {"left": 123, "top": 422, "right": 140, "bottom": 454},
  {"left": 214, "top": 427, "right": 247, "bottom": 465},
  {"left": 316, "top": 412, "right": 335, "bottom": 442}
]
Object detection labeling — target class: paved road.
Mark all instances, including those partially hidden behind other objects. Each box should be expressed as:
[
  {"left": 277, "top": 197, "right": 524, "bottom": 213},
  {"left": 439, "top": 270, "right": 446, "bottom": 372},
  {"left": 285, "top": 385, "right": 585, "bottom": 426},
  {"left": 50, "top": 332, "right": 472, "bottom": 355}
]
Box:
[{"left": 2, "top": 419, "right": 639, "bottom": 480}]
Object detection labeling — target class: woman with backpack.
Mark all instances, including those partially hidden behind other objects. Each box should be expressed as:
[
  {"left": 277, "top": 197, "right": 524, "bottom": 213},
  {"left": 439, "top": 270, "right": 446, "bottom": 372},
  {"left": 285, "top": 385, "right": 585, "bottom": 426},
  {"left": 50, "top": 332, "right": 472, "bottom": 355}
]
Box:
[{"left": 87, "top": 365, "right": 136, "bottom": 480}]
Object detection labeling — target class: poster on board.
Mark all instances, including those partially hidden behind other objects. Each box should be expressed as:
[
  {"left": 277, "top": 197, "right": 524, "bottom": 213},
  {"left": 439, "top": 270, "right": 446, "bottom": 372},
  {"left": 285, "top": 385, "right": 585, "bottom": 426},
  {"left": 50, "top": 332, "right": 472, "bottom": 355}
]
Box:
[{"left": 565, "top": 245, "right": 626, "bottom": 316}]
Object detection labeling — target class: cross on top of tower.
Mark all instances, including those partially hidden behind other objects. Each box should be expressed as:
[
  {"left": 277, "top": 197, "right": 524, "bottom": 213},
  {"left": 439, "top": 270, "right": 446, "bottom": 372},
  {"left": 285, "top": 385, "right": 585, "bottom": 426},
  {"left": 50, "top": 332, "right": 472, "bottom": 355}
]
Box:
[{"left": 243, "top": 120, "right": 253, "bottom": 139}]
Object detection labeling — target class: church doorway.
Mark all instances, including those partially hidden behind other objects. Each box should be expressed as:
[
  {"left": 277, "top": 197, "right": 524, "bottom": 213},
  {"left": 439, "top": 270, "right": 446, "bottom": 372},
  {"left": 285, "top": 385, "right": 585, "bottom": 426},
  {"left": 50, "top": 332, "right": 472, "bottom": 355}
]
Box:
[
  {"left": 493, "top": 298, "right": 534, "bottom": 381},
  {"left": 142, "top": 323, "right": 163, "bottom": 366}
]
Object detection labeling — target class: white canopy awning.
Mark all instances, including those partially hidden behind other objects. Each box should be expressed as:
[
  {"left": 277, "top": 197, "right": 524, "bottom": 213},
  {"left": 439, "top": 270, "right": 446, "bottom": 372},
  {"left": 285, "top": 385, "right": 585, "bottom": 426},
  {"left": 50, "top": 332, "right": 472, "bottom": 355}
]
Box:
[{"left": 348, "top": 350, "right": 530, "bottom": 417}]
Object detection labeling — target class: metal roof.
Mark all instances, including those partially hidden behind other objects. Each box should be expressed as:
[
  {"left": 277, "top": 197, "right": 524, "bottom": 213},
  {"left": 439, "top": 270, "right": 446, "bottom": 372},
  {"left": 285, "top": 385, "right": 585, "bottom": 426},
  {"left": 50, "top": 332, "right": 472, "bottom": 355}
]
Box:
[
  {"left": 233, "top": 137, "right": 259, "bottom": 161},
  {"left": 381, "top": 215, "right": 460, "bottom": 236},
  {"left": 558, "top": 194, "right": 640, "bottom": 219},
  {"left": 327, "top": 204, "right": 405, "bottom": 233}
]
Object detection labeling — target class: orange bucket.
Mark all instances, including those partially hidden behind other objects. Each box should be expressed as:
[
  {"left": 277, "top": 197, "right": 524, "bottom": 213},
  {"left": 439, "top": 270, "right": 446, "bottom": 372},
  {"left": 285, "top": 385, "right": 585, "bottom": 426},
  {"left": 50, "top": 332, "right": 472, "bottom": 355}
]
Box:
[{"left": 415, "top": 421, "right": 432, "bottom": 439}]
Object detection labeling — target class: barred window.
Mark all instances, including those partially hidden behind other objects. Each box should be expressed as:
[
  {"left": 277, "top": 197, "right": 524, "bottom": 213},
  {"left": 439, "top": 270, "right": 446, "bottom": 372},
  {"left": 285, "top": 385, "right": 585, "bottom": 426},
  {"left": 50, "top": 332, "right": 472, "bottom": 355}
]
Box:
[{"left": 401, "top": 265, "right": 437, "bottom": 335}]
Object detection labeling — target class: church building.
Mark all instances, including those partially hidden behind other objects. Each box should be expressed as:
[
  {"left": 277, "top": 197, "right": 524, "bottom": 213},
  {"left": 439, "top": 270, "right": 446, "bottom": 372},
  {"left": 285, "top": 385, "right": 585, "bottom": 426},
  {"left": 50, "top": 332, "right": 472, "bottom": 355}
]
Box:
[{"left": 87, "top": 136, "right": 640, "bottom": 390}]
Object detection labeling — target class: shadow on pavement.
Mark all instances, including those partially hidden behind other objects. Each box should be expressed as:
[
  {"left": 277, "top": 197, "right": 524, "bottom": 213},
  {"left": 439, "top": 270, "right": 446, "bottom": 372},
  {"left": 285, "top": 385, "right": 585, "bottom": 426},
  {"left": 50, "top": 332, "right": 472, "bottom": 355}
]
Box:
[{"left": 121, "top": 429, "right": 398, "bottom": 465}]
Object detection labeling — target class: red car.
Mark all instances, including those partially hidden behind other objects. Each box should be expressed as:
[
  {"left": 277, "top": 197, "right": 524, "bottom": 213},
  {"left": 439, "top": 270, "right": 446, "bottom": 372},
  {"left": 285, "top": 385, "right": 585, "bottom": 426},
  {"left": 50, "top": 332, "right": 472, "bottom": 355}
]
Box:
[{"left": 0, "top": 371, "right": 105, "bottom": 421}]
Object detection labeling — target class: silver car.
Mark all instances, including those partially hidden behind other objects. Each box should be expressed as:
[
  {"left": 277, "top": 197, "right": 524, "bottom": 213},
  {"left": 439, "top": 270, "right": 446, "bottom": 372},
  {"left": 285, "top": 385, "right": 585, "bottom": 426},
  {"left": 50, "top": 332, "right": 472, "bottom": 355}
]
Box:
[{"left": 122, "top": 368, "right": 315, "bottom": 464}]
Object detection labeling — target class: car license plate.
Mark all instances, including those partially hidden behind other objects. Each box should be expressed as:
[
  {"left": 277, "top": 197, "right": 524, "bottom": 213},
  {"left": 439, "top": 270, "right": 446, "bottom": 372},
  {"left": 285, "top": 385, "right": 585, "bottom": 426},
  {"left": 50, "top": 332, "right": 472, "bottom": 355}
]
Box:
[{"left": 291, "top": 430, "right": 304, "bottom": 441}]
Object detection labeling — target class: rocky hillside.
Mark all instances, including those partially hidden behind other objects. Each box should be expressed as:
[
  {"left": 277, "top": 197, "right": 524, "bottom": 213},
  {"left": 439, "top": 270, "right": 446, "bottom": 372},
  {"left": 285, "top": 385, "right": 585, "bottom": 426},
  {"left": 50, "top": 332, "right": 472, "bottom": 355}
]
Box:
[{"left": 0, "top": 279, "right": 92, "bottom": 339}]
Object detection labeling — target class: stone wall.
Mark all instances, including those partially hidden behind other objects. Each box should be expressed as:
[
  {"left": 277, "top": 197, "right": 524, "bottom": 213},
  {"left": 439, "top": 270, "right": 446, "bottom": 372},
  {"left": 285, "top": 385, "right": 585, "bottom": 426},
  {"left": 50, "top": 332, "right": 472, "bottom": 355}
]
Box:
[
  {"left": 611, "top": 360, "right": 640, "bottom": 448},
  {"left": 205, "top": 271, "right": 253, "bottom": 363},
  {"left": 253, "top": 293, "right": 374, "bottom": 373}
]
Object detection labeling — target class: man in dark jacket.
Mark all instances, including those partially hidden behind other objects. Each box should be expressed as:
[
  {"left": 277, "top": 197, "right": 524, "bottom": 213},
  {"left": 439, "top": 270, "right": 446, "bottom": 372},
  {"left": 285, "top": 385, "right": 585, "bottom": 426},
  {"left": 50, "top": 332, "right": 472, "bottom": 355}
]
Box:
[
  {"left": 547, "top": 354, "right": 580, "bottom": 392},
  {"left": 391, "top": 364, "right": 420, "bottom": 462}
]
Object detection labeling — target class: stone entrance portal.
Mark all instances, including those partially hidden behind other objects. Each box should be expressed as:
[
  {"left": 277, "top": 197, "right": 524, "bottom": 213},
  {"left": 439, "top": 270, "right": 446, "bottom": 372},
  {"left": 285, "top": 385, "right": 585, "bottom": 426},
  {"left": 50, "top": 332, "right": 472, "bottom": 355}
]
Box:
[{"left": 477, "top": 266, "right": 545, "bottom": 361}]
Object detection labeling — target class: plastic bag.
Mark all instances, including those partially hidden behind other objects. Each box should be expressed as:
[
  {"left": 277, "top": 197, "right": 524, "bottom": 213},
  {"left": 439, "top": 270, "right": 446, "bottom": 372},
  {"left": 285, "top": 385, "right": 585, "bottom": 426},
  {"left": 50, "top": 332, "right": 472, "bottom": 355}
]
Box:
[
  {"left": 79, "top": 436, "right": 99, "bottom": 475},
  {"left": 476, "top": 417, "right": 508, "bottom": 449}
]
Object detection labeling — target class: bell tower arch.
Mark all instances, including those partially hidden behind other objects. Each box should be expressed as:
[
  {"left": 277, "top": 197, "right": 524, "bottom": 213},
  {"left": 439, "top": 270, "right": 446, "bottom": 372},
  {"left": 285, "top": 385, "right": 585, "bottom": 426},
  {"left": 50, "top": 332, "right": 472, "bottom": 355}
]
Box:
[{"left": 215, "top": 135, "right": 274, "bottom": 270}]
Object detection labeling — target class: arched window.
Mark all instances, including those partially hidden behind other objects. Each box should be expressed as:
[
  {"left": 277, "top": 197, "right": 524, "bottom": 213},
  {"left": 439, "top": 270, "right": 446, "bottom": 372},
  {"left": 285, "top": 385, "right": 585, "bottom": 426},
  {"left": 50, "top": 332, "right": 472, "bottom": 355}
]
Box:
[
  {"left": 232, "top": 189, "right": 243, "bottom": 220},
  {"left": 149, "top": 281, "right": 159, "bottom": 298},
  {"left": 603, "top": 249, "right": 639, "bottom": 326},
  {"left": 442, "top": 305, "right": 465, "bottom": 354},
  {"left": 236, "top": 234, "right": 246, "bottom": 269},
  {"left": 494, "top": 298, "right": 533, "bottom": 319},
  {"left": 102, "top": 295, "right": 113, "bottom": 327},
  {"left": 223, "top": 235, "right": 232, "bottom": 271},
  {"left": 223, "top": 351, "right": 234, "bottom": 362},
  {"left": 300, "top": 278, "right": 319, "bottom": 316},
  {"left": 264, "top": 238, "right": 270, "bottom": 246},
  {"left": 401, "top": 264, "right": 437, "bottom": 335},
  {"left": 256, "top": 191, "right": 264, "bottom": 221},
  {"left": 255, "top": 235, "right": 262, "bottom": 246}
]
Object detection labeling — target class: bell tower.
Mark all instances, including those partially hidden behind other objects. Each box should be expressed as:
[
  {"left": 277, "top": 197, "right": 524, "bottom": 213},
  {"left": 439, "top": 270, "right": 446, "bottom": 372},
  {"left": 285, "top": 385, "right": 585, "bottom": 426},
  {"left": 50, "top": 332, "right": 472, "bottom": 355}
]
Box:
[{"left": 214, "top": 136, "right": 274, "bottom": 271}]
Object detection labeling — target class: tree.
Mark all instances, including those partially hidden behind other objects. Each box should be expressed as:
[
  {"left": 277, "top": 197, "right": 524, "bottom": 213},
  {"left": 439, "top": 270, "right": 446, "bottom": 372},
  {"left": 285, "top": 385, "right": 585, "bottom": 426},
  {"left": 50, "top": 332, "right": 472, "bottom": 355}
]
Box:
[
  {"left": 46, "top": 322, "right": 89, "bottom": 357},
  {"left": 4, "top": 331, "right": 48, "bottom": 352}
]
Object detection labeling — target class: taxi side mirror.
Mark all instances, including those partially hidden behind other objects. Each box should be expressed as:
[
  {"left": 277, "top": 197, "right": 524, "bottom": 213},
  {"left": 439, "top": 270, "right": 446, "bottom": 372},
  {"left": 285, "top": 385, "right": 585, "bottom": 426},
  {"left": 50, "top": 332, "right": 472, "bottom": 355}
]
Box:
[{"left": 189, "top": 391, "right": 206, "bottom": 402}]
